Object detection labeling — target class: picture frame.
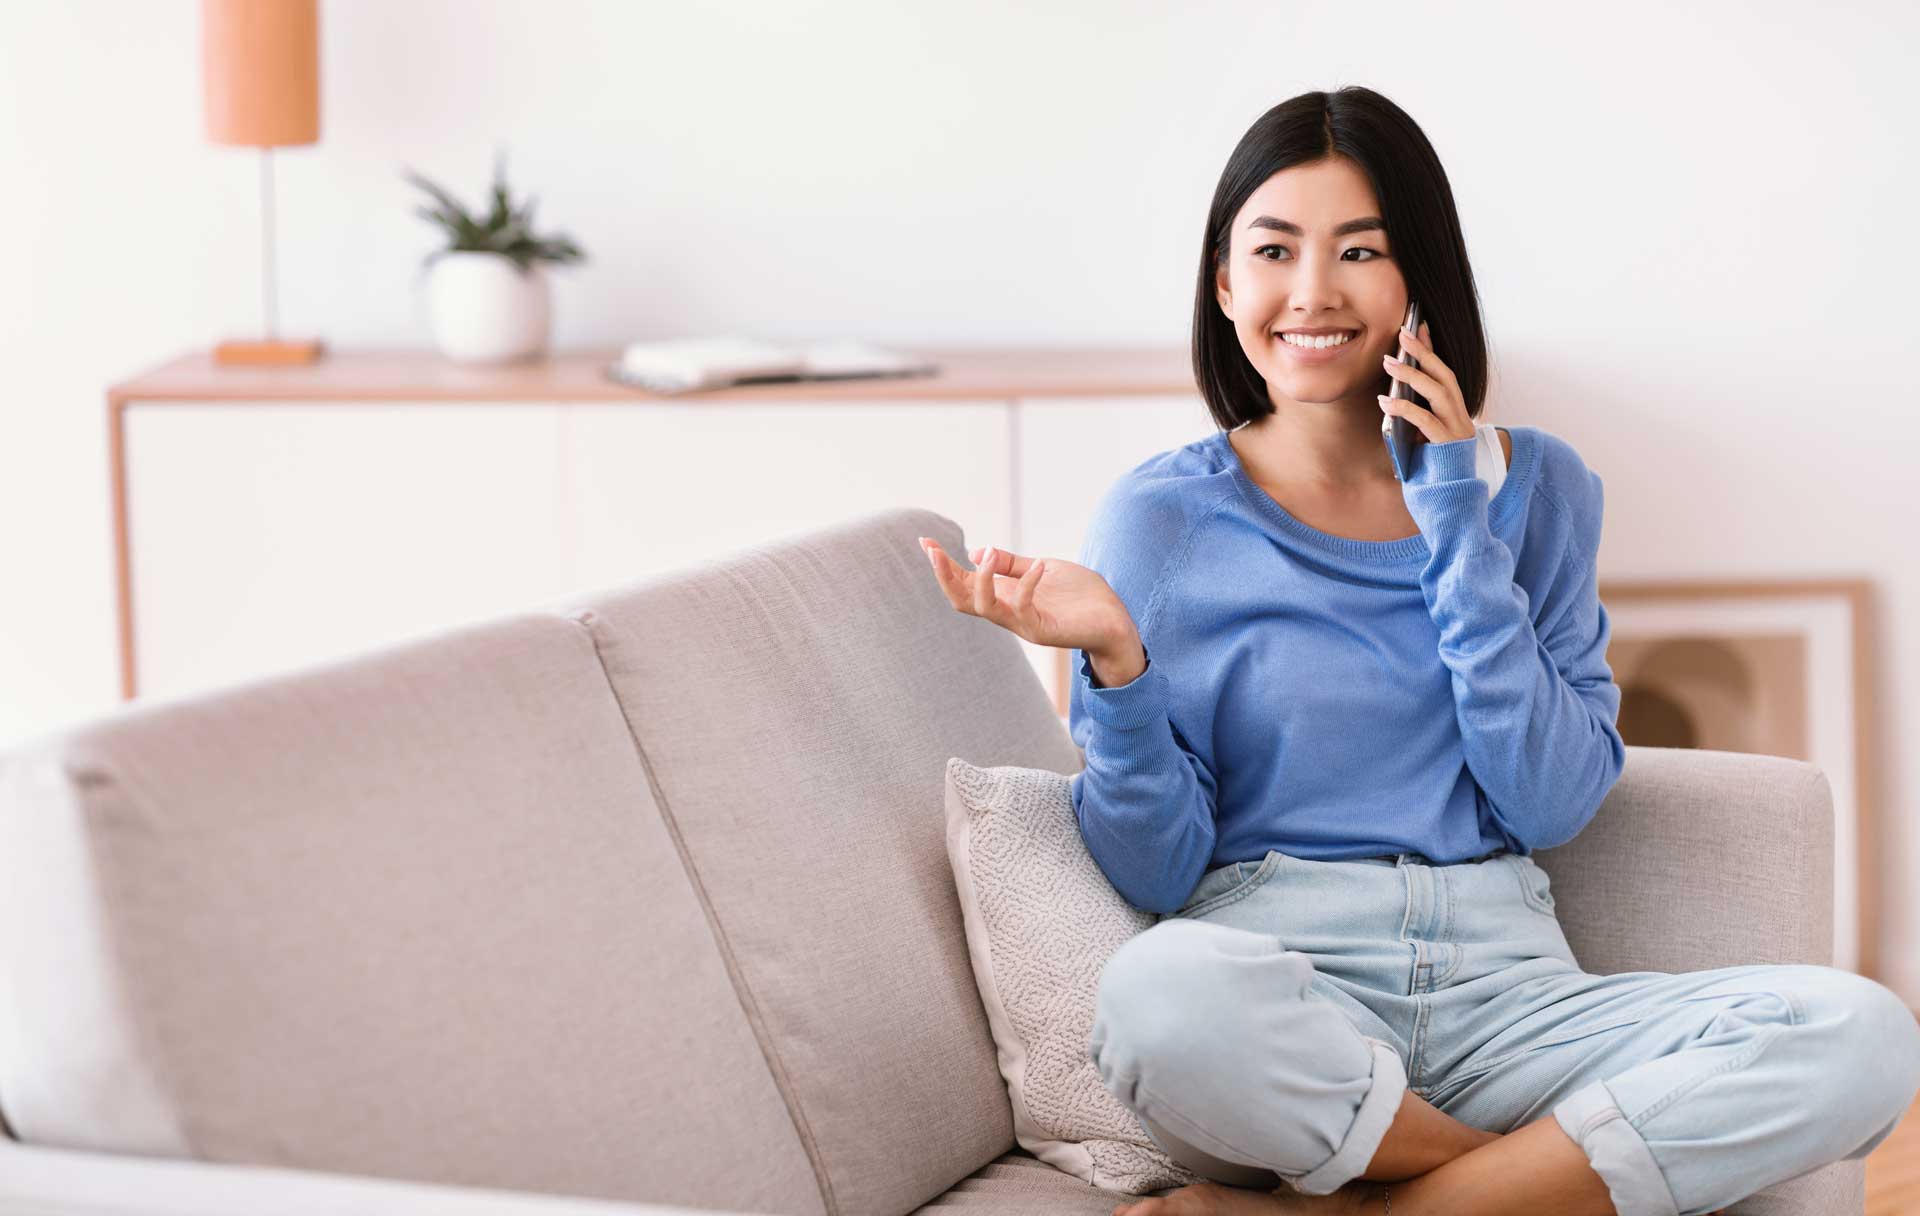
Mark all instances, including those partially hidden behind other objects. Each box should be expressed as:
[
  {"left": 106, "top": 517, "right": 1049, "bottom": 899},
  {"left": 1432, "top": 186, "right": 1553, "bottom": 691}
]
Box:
[{"left": 1596, "top": 578, "right": 1878, "bottom": 977}]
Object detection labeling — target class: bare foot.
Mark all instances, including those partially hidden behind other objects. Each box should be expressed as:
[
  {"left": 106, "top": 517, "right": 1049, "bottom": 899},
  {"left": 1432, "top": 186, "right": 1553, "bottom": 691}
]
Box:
[{"left": 1112, "top": 1179, "right": 1381, "bottom": 1216}]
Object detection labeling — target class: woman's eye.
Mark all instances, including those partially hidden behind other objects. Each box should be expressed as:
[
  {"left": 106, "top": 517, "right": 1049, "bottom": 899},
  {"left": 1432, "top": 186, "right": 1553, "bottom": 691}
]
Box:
[{"left": 1253, "top": 245, "right": 1382, "bottom": 262}]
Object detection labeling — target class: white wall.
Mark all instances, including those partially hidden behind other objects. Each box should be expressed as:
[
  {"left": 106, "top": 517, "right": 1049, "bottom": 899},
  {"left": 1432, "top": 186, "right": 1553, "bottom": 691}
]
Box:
[{"left": 4, "top": 1, "right": 1916, "bottom": 998}]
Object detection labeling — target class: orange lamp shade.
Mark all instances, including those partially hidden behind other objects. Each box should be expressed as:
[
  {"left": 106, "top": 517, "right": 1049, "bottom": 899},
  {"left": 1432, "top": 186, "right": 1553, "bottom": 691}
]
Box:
[{"left": 202, "top": 0, "right": 320, "bottom": 147}]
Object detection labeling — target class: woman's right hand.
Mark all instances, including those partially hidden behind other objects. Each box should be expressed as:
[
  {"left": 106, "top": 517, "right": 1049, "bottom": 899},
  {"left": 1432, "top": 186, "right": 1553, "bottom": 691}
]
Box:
[{"left": 918, "top": 536, "right": 1139, "bottom": 657}]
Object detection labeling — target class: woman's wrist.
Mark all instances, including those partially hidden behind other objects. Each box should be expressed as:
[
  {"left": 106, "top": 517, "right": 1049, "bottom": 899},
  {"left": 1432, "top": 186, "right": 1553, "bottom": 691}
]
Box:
[{"left": 1086, "top": 630, "right": 1146, "bottom": 689}]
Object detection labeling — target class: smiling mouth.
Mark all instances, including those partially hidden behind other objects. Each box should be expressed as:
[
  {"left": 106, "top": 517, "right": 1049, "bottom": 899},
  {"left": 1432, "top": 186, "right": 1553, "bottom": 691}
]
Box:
[{"left": 1275, "top": 329, "right": 1360, "bottom": 350}]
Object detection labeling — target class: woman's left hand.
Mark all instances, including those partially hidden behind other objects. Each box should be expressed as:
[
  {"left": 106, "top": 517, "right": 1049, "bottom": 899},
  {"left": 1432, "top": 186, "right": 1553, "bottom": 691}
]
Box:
[{"left": 1378, "top": 320, "right": 1473, "bottom": 446}]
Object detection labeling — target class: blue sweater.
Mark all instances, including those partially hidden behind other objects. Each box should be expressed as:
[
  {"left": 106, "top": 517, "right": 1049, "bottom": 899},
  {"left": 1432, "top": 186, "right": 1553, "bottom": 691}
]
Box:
[{"left": 1067, "top": 425, "right": 1625, "bottom": 915}]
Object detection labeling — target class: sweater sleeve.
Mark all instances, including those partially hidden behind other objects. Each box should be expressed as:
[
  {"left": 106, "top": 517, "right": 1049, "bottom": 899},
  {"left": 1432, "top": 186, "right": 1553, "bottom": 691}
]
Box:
[
  {"left": 1065, "top": 482, "right": 1221, "bottom": 915},
  {"left": 1400, "top": 434, "right": 1626, "bottom": 851}
]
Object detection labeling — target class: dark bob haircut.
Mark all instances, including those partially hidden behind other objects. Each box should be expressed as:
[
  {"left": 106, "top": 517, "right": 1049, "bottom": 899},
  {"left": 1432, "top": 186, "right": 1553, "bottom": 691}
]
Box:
[{"left": 1192, "top": 86, "right": 1490, "bottom": 432}]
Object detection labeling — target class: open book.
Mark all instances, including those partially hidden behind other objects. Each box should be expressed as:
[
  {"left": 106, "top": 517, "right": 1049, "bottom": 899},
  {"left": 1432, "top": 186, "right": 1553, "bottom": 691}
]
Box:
[{"left": 605, "top": 336, "right": 941, "bottom": 394}]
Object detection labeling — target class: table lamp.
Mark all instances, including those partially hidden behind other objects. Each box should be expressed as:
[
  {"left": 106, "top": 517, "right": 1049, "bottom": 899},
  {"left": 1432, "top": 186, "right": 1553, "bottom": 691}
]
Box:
[{"left": 202, "top": 0, "right": 325, "bottom": 365}]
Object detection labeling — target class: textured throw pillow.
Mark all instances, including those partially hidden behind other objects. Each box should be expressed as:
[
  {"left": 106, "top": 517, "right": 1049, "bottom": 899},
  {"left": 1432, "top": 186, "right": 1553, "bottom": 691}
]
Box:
[{"left": 942, "top": 757, "right": 1205, "bottom": 1194}]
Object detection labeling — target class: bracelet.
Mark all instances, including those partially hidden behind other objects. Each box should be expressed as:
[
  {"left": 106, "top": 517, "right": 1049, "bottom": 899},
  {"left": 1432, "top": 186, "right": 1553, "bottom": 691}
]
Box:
[{"left": 1383, "top": 1183, "right": 1392, "bottom": 1214}]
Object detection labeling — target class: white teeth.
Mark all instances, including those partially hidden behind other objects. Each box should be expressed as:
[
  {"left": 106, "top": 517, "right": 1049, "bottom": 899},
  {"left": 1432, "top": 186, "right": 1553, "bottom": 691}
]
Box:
[{"left": 1280, "top": 331, "right": 1354, "bottom": 349}]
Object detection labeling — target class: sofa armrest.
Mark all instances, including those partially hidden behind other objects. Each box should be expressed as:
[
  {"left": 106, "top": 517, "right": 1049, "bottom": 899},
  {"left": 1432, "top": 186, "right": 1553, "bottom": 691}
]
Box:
[
  {"left": 0, "top": 1137, "right": 775, "bottom": 1216},
  {"left": 1536, "top": 746, "right": 1834, "bottom": 977}
]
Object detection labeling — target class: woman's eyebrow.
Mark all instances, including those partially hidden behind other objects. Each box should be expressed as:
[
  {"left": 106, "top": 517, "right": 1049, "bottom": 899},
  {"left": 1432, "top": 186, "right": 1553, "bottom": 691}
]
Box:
[{"left": 1246, "top": 216, "right": 1385, "bottom": 237}]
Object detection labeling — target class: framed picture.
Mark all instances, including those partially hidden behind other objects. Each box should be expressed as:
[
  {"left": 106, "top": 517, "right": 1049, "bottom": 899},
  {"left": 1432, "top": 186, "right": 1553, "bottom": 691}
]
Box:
[{"left": 1596, "top": 578, "right": 1877, "bottom": 977}]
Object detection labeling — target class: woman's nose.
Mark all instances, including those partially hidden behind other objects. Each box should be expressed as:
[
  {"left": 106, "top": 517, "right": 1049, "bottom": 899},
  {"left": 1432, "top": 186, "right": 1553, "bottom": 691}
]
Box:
[{"left": 1287, "top": 251, "right": 1343, "bottom": 308}]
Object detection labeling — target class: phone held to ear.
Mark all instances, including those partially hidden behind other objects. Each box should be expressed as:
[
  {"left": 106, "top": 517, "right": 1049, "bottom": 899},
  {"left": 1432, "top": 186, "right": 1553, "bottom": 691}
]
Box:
[{"left": 1382, "top": 299, "right": 1428, "bottom": 483}]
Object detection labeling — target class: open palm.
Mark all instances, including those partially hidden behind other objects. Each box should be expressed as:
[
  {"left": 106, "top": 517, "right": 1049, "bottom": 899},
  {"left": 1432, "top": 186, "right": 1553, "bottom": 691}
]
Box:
[{"left": 919, "top": 537, "right": 1135, "bottom": 655}]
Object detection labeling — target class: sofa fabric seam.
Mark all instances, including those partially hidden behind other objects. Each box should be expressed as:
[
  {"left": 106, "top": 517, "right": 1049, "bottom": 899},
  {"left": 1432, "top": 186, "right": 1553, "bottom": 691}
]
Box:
[{"left": 566, "top": 609, "right": 841, "bottom": 1216}]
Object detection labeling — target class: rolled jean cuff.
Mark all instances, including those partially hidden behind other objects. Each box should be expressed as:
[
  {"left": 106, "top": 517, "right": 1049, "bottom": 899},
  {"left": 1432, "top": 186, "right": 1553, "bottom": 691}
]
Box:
[
  {"left": 1552, "top": 1079, "right": 1679, "bottom": 1216},
  {"left": 1287, "top": 1037, "right": 1408, "bottom": 1196}
]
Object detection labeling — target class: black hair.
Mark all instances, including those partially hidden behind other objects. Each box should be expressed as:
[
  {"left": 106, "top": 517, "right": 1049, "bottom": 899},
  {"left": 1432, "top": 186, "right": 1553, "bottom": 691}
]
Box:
[{"left": 1192, "top": 86, "right": 1490, "bottom": 430}]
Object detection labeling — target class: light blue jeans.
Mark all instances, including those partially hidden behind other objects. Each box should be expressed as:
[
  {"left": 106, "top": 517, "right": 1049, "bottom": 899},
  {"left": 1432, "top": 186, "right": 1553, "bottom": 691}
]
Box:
[{"left": 1087, "top": 848, "right": 1920, "bottom": 1215}]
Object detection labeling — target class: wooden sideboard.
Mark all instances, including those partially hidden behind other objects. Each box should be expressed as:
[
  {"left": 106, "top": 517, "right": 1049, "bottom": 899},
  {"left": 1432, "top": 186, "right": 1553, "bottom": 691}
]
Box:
[{"left": 107, "top": 345, "right": 1211, "bottom": 709}]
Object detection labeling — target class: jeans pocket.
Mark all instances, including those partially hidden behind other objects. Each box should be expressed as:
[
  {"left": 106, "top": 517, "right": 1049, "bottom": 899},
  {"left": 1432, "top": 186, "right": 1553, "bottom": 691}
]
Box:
[
  {"left": 1169, "top": 851, "right": 1284, "bottom": 920},
  {"left": 1505, "top": 853, "right": 1557, "bottom": 916}
]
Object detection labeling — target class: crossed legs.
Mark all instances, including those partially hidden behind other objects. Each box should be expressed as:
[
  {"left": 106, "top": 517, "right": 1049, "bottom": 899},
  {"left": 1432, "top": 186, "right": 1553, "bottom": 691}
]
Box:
[{"left": 1091, "top": 919, "right": 1916, "bottom": 1215}]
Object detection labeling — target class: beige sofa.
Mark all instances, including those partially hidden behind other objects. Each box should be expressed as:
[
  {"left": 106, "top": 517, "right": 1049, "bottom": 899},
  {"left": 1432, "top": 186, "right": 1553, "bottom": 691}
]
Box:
[{"left": 0, "top": 507, "right": 1861, "bottom": 1214}]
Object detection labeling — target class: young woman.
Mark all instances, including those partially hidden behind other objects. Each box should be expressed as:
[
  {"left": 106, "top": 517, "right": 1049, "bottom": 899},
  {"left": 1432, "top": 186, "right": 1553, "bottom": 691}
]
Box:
[{"left": 919, "top": 87, "right": 1919, "bottom": 1216}]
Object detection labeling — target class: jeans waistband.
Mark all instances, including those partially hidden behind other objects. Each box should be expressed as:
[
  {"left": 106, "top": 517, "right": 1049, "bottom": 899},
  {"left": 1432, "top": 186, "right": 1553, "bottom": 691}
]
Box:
[{"left": 1345, "top": 846, "right": 1512, "bottom": 868}]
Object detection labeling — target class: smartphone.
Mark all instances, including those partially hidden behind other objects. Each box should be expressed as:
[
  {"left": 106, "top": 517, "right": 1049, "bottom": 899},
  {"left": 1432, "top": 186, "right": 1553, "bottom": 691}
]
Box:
[{"left": 1382, "top": 299, "right": 1428, "bottom": 482}]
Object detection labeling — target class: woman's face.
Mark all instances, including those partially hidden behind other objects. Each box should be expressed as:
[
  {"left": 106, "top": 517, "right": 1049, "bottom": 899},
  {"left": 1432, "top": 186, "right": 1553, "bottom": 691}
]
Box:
[{"left": 1214, "top": 157, "right": 1409, "bottom": 413}]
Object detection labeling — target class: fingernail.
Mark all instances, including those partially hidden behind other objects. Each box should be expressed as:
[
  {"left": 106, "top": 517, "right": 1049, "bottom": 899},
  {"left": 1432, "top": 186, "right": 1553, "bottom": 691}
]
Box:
[{"left": 982, "top": 545, "right": 996, "bottom": 564}]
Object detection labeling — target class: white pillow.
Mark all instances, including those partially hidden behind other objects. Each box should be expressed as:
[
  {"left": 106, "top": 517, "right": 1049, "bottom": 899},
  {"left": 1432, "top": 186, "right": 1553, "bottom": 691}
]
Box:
[{"left": 942, "top": 757, "right": 1205, "bottom": 1194}]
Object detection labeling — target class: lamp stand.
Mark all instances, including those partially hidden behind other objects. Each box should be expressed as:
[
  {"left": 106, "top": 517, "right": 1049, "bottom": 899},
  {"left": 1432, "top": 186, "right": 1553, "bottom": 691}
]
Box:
[{"left": 214, "top": 147, "right": 324, "bottom": 366}]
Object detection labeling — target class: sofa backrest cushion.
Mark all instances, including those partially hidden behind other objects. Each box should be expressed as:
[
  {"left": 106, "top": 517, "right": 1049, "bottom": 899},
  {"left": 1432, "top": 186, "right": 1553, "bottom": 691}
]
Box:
[
  {"left": 0, "top": 614, "right": 821, "bottom": 1214},
  {"left": 566, "top": 507, "right": 1085, "bottom": 1216}
]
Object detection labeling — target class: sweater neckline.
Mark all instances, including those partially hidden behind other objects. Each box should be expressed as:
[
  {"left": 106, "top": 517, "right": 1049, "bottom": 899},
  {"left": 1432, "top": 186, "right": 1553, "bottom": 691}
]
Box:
[{"left": 1214, "top": 424, "right": 1539, "bottom": 564}]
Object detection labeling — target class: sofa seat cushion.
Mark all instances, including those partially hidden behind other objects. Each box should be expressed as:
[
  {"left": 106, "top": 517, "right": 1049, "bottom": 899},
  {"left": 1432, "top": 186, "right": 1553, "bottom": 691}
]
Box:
[{"left": 913, "top": 1146, "right": 1180, "bottom": 1214}]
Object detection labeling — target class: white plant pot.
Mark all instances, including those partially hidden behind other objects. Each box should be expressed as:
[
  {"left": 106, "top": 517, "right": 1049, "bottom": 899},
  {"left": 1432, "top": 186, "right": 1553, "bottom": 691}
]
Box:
[{"left": 425, "top": 252, "right": 553, "bottom": 364}]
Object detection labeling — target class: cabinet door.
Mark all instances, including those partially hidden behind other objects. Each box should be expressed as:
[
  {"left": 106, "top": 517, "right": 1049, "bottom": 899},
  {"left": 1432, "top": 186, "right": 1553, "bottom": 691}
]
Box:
[
  {"left": 1013, "top": 396, "right": 1216, "bottom": 716},
  {"left": 127, "top": 403, "right": 568, "bottom": 701},
  {"left": 555, "top": 399, "right": 1013, "bottom": 595}
]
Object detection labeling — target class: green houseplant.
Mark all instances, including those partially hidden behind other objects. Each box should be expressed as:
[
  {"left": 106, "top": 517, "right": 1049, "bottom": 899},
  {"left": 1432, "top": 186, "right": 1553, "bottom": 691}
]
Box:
[{"left": 403, "top": 150, "right": 586, "bottom": 364}]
